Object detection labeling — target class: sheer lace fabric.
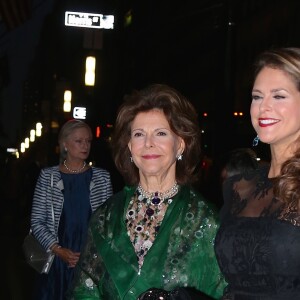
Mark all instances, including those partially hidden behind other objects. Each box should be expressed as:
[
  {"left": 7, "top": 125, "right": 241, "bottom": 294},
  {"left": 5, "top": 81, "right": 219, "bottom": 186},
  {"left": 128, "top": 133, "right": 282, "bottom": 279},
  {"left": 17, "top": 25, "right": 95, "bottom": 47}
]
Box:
[
  {"left": 215, "top": 165, "right": 300, "bottom": 299},
  {"left": 225, "top": 165, "right": 300, "bottom": 224}
]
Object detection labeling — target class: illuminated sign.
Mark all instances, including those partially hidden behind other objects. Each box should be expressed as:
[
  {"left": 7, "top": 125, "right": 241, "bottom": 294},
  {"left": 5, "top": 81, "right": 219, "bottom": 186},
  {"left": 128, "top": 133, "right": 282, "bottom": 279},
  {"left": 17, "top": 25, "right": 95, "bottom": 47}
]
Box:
[
  {"left": 73, "top": 107, "right": 87, "bottom": 119},
  {"left": 65, "top": 11, "right": 114, "bottom": 29}
]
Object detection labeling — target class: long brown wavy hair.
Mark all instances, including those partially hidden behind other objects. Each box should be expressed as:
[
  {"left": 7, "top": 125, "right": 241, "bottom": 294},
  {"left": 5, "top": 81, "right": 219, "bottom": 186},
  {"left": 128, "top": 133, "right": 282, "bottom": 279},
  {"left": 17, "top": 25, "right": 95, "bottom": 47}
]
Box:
[{"left": 254, "top": 47, "right": 300, "bottom": 204}]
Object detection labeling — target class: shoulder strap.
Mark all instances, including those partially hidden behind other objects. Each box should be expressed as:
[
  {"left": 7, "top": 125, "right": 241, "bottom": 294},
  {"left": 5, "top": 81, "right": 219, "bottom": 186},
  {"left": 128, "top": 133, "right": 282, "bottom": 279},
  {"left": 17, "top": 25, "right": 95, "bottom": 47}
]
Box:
[
  {"left": 50, "top": 172, "right": 55, "bottom": 226},
  {"left": 29, "top": 171, "right": 56, "bottom": 235}
]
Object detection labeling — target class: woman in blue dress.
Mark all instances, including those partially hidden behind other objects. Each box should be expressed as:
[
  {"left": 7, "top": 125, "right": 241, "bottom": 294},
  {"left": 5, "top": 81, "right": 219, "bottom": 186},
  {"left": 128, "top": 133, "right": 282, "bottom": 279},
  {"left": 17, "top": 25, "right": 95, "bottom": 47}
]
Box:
[{"left": 30, "top": 119, "right": 113, "bottom": 299}]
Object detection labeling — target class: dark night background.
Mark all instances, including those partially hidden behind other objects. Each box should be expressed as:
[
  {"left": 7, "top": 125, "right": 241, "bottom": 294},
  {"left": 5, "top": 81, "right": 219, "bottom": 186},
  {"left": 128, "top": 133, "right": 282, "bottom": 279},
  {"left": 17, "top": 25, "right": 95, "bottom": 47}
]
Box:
[{"left": 1, "top": 0, "right": 300, "bottom": 299}]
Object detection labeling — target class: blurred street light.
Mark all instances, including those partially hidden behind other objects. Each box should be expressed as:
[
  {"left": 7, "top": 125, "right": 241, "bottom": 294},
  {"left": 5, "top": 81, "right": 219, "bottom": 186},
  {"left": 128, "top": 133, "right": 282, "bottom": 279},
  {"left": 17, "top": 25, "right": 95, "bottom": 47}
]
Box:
[
  {"left": 30, "top": 129, "right": 35, "bottom": 142},
  {"left": 85, "top": 56, "right": 96, "bottom": 86},
  {"left": 36, "top": 122, "right": 42, "bottom": 137},
  {"left": 64, "top": 90, "right": 72, "bottom": 112}
]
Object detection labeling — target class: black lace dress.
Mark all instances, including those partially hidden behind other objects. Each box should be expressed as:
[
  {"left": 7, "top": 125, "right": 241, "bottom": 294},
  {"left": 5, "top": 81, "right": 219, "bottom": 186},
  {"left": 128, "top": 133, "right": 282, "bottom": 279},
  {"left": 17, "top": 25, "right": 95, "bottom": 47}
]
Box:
[{"left": 214, "top": 165, "right": 300, "bottom": 300}]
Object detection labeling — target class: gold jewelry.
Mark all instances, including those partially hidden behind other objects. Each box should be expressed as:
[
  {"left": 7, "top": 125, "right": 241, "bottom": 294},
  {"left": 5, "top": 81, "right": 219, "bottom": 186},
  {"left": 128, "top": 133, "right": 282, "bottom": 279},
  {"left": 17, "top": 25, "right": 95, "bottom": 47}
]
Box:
[
  {"left": 137, "top": 182, "right": 179, "bottom": 204},
  {"left": 63, "top": 160, "right": 86, "bottom": 173}
]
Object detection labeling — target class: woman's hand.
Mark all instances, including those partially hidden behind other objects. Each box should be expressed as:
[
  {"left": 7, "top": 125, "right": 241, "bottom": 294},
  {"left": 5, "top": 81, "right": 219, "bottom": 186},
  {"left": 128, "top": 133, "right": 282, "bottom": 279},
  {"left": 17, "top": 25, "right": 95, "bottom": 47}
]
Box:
[{"left": 53, "top": 246, "right": 80, "bottom": 268}]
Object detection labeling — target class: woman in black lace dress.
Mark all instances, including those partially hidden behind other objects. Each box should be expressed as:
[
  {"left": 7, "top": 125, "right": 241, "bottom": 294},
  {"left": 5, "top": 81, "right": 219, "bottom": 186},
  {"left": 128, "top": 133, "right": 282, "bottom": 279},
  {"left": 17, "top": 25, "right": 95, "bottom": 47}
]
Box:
[{"left": 214, "top": 47, "right": 300, "bottom": 299}]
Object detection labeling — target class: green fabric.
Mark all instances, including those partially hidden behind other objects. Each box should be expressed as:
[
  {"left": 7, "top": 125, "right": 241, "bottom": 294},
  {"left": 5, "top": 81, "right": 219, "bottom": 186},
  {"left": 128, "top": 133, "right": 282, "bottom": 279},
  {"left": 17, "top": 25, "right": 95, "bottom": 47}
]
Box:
[{"left": 69, "top": 185, "right": 226, "bottom": 299}]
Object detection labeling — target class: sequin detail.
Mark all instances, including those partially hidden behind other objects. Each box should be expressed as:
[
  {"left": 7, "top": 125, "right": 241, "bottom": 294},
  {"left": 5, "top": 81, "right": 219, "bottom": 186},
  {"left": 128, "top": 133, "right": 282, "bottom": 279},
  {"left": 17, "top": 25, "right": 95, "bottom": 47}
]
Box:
[{"left": 85, "top": 278, "right": 94, "bottom": 289}]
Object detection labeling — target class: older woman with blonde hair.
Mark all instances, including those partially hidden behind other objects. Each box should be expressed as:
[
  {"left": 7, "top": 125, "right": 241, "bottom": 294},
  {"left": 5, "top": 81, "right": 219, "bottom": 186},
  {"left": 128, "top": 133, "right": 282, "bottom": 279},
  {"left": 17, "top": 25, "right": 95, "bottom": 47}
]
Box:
[{"left": 31, "top": 119, "right": 113, "bottom": 300}]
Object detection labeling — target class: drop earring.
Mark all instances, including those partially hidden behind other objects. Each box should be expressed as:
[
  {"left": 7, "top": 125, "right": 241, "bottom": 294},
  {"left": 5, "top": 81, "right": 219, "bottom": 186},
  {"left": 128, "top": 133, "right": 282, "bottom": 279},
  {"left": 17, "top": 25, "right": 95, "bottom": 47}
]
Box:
[
  {"left": 130, "top": 157, "right": 133, "bottom": 163},
  {"left": 252, "top": 135, "right": 259, "bottom": 147}
]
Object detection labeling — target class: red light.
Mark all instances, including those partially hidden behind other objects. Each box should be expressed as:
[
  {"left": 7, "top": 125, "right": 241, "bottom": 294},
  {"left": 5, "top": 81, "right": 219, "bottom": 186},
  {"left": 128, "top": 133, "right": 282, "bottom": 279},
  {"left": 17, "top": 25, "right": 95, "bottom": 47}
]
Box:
[
  {"left": 96, "top": 126, "right": 101, "bottom": 138},
  {"left": 203, "top": 112, "right": 208, "bottom": 117}
]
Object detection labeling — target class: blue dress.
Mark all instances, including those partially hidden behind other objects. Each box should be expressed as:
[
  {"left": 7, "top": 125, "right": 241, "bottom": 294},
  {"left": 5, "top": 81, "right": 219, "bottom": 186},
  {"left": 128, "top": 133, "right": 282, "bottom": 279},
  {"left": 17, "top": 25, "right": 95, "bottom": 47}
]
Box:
[{"left": 33, "top": 168, "right": 92, "bottom": 300}]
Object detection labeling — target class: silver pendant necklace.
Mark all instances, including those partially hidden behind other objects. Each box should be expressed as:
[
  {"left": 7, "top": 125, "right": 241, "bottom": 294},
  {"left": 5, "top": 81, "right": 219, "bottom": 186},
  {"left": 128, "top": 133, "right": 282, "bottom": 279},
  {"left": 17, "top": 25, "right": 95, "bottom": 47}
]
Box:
[{"left": 63, "top": 160, "right": 86, "bottom": 173}]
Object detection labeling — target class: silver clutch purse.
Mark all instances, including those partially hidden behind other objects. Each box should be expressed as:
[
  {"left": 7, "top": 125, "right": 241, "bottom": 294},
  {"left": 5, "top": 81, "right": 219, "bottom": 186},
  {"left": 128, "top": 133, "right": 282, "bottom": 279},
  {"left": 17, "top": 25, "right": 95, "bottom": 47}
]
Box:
[{"left": 22, "top": 233, "right": 54, "bottom": 274}]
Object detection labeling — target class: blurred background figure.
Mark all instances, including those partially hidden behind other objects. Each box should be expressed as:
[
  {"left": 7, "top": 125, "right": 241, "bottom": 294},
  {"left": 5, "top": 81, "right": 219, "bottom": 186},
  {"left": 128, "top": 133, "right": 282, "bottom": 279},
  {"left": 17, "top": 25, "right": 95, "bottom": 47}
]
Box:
[
  {"left": 200, "top": 148, "right": 259, "bottom": 210},
  {"left": 30, "top": 119, "right": 113, "bottom": 300},
  {"left": 219, "top": 148, "right": 258, "bottom": 183},
  {"left": 69, "top": 84, "right": 226, "bottom": 299}
]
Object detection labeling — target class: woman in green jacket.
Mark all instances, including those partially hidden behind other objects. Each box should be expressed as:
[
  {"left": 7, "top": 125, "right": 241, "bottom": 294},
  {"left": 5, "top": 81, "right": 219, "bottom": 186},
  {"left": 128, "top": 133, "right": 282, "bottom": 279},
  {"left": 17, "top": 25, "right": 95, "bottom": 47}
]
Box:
[{"left": 69, "top": 84, "right": 226, "bottom": 299}]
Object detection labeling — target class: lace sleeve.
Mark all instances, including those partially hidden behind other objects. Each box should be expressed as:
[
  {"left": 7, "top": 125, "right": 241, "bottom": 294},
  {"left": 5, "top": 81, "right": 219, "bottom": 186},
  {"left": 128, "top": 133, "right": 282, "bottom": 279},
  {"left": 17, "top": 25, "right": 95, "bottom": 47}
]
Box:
[{"left": 219, "top": 176, "right": 235, "bottom": 221}]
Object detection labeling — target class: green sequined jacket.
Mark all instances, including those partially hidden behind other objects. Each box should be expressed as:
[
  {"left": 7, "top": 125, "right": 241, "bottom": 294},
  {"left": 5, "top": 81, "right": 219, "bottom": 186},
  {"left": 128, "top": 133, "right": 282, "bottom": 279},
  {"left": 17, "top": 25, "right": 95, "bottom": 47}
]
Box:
[{"left": 68, "top": 185, "right": 226, "bottom": 299}]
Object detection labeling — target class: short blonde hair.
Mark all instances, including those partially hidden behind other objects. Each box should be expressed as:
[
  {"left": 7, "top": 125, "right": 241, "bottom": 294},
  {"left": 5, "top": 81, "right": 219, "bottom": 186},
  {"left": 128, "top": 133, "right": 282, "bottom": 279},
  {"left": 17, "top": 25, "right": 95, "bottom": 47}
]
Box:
[{"left": 58, "top": 119, "right": 92, "bottom": 161}]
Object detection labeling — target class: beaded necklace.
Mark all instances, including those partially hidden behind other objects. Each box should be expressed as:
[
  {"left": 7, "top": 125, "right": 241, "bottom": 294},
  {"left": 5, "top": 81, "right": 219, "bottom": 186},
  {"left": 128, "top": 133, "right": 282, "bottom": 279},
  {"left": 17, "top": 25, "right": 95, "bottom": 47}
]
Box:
[
  {"left": 137, "top": 182, "right": 179, "bottom": 205},
  {"left": 63, "top": 160, "right": 86, "bottom": 173}
]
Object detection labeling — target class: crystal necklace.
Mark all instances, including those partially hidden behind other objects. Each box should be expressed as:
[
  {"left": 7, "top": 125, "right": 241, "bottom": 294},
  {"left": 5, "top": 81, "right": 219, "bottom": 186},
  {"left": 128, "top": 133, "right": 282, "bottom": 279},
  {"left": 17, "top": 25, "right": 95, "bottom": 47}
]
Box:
[
  {"left": 63, "top": 160, "right": 86, "bottom": 173},
  {"left": 137, "top": 181, "right": 179, "bottom": 205}
]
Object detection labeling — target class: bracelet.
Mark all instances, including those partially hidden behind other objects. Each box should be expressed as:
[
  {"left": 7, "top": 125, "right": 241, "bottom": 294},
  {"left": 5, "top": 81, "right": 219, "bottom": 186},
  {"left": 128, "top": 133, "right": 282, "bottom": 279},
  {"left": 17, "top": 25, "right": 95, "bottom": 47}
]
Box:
[{"left": 51, "top": 244, "right": 62, "bottom": 251}]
